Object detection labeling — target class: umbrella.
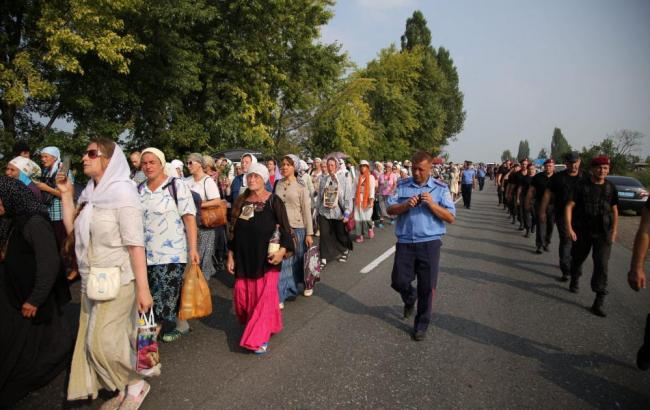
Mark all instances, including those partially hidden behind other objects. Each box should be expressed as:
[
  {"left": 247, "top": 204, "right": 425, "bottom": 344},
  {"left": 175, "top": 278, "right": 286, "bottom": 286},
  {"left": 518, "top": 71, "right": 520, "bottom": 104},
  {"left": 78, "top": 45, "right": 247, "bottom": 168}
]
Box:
[{"left": 325, "top": 151, "right": 349, "bottom": 160}]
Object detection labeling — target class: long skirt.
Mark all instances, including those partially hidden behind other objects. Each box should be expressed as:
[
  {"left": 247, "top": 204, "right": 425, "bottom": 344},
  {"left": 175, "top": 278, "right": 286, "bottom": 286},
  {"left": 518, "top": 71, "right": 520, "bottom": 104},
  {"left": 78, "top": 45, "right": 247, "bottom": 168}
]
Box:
[
  {"left": 353, "top": 204, "right": 374, "bottom": 236},
  {"left": 68, "top": 283, "right": 138, "bottom": 400},
  {"left": 0, "top": 273, "right": 73, "bottom": 406},
  {"left": 279, "top": 228, "right": 306, "bottom": 303},
  {"left": 233, "top": 268, "right": 282, "bottom": 351},
  {"left": 198, "top": 227, "right": 217, "bottom": 279},
  {"left": 148, "top": 263, "right": 186, "bottom": 329},
  {"left": 318, "top": 215, "right": 353, "bottom": 261}
]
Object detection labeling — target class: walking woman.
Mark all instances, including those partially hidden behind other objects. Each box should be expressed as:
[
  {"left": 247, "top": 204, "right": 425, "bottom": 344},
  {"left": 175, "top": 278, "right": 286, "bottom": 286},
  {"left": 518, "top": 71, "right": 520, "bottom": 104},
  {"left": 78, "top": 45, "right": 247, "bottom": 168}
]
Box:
[
  {"left": 58, "top": 138, "right": 153, "bottom": 409},
  {"left": 185, "top": 153, "right": 223, "bottom": 280},
  {"left": 139, "top": 148, "right": 200, "bottom": 343},
  {"left": 353, "top": 160, "right": 376, "bottom": 243},
  {"left": 449, "top": 163, "right": 460, "bottom": 201},
  {"left": 275, "top": 155, "right": 314, "bottom": 303},
  {"left": 378, "top": 162, "right": 397, "bottom": 225},
  {"left": 0, "top": 177, "right": 72, "bottom": 406},
  {"left": 226, "top": 163, "right": 294, "bottom": 354},
  {"left": 317, "top": 157, "right": 353, "bottom": 266}
]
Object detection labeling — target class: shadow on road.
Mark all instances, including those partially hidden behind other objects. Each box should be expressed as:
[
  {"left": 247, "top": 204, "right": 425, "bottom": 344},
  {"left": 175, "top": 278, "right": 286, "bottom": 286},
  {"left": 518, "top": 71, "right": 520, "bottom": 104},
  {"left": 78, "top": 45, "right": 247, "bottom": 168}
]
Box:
[{"left": 434, "top": 313, "right": 648, "bottom": 409}]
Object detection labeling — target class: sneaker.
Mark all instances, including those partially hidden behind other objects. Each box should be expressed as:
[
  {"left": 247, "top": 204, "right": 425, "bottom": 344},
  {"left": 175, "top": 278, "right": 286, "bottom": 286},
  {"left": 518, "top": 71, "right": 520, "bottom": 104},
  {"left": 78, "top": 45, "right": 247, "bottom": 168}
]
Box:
[
  {"left": 118, "top": 381, "right": 150, "bottom": 410},
  {"left": 412, "top": 330, "right": 427, "bottom": 341},
  {"left": 368, "top": 229, "right": 375, "bottom": 239},
  {"left": 161, "top": 328, "right": 190, "bottom": 343},
  {"left": 321, "top": 258, "right": 327, "bottom": 267},
  {"left": 389, "top": 219, "right": 395, "bottom": 225},
  {"left": 535, "top": 247, "right": 543, "bottom": 254},
  {"left": 99, "top": 393, "right": 125, "bottom": 410},
  {"left": 377, "top": 223, "right": 384, "bottom": 228},
  {"left": 279, "top": 302, "right": 284, "bottom": 310},
  {"left": 303, "top": 288, "right": 314, "bottom": 297},
  {"left": 254, "top": 342, "right": 269, "bottom": 355},
  {"left": 355, "top": 236, "right": 364, "bottom": 243},
  {"left": 337, "top": 255, "right": 348, "bottom": 263},
  {"left": 543, "top": 245, "right": 550, "bottom": 252}
]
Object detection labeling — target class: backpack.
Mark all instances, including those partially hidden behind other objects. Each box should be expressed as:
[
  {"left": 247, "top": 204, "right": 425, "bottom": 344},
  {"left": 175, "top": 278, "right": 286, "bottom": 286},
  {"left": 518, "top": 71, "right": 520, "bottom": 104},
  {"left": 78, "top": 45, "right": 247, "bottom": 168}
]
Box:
[{"left": 138, "top": 178, "right": 202, "bottom": 221}]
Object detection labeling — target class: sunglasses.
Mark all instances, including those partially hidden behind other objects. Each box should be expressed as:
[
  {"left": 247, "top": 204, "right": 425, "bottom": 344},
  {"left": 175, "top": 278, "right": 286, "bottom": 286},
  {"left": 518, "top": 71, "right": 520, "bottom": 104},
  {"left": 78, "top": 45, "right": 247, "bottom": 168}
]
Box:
[
  {"left": 84, "top": 149, "right": 103, "bottom": 159},
  {"left": 186, "top": 161, "right": 194, "bottom": 166}
]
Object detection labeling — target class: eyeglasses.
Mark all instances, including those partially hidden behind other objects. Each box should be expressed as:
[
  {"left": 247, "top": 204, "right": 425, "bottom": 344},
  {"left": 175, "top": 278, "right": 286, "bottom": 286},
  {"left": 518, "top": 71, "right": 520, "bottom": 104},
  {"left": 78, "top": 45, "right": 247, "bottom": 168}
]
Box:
[
  {"left": 186, "top": 161, "right": 194, "bottom": 166},
  {"left": 84, "top": 149, "right": 103, "bottom": 159}
]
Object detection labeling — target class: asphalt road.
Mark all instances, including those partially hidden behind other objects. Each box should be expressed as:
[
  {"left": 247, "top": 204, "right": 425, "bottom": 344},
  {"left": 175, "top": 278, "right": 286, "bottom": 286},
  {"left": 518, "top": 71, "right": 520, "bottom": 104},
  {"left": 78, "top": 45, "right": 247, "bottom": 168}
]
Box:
[{"left": 13, "top": 184, "right": 650, "bottom": 409}]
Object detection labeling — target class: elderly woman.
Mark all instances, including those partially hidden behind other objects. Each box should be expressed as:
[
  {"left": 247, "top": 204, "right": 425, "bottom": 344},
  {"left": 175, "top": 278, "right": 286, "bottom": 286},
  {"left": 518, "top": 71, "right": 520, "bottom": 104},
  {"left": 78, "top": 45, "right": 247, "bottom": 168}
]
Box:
[
  {"left": 0, "top": 177, "right": 72, "bottom": 406},
  {"left": 5, "top": 156, "right": 42, "bottom": 201},
  {"left": 185, "top": 153, "right": 223, "bottom": 280},
  {"left": 352, "top": 160, "right": 376, "bottom": 243},
  {"left": 275, "top": 155, "right": 314, "bottom": 303},
  {"left": 139, "top": 148, "right": 199, "bottom": 343},
  {"left": 58, "top": 138, "right": 153, "bottom": 409},
  {"left": 317, "top": 157, "right": 353, "bottom": 266},
  {"left": 227, "top": 163, "right": 294, "bottom": 354}
]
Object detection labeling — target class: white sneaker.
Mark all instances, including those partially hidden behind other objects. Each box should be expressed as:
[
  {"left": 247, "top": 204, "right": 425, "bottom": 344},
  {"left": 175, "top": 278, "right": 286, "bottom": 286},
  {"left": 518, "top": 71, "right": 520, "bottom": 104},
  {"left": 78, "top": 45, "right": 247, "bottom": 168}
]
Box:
[
  {"left": 321, "top": 258, "right": 327, "bottom": 267},
  {"left": 279, "top": 302, "right": 284, "bottom": 310},
  {"left": 304, "top": 289, "right": 314, "bottom": 297}
]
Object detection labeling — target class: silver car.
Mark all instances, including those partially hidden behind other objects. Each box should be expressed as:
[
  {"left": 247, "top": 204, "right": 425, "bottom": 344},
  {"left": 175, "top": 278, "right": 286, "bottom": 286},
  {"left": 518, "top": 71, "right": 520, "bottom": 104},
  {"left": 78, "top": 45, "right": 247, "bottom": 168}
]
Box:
[{"left": 606, "top": 175, "right": 648, "bottom": 215}]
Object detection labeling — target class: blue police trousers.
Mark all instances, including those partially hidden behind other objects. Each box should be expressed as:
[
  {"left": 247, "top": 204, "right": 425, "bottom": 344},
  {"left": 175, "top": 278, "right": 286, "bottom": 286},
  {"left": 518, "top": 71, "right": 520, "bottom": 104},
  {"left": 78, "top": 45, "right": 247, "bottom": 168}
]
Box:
[{"left": 391, "top": 240, "right": 442, "bottom": 332}]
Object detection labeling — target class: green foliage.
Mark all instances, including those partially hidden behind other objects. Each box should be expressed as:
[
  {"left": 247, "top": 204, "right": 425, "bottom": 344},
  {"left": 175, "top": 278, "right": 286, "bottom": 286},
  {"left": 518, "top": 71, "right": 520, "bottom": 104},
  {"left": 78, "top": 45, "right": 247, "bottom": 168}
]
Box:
[
  {"left": 516, "top": 140, "right": 530, "bottom": 160},
  {"left": 537, "top": 148, "right": 548, "bottom": 159},
  {"left": 400, "top": 10, "right": 432, "bottom": 51},
  {"left": 501, "top": 150, "right": 513, "bottom": 162},
  {"left": 579, "top": 129, "right": 645, "bottom": 175},
  {"left": 550, "top": 127, "right": 571, "bottom": 160}
]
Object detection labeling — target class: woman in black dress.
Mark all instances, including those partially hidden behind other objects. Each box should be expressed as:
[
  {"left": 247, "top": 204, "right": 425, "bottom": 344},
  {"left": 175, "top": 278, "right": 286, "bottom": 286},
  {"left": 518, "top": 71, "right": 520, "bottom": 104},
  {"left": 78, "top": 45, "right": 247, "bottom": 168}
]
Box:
[{"left": 0, "top": 176, "right": 72, "bottom": 406}]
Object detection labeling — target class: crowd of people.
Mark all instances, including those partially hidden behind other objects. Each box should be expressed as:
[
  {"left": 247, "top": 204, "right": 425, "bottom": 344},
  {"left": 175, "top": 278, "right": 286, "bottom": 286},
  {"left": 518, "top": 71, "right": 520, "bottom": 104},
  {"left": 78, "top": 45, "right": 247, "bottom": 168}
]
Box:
[
  {"left": 0, "top": 140, "right": 455, "bottom": 408},
  {"left": 2, "top": 139, "right": 648, "bottom": 408}
]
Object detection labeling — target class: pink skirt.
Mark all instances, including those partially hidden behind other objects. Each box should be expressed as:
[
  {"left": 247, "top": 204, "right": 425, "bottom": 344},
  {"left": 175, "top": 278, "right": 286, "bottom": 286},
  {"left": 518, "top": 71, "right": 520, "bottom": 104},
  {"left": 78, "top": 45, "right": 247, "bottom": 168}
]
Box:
[{"left": 233, "top": 268, "right": 283, "bottom": 351}]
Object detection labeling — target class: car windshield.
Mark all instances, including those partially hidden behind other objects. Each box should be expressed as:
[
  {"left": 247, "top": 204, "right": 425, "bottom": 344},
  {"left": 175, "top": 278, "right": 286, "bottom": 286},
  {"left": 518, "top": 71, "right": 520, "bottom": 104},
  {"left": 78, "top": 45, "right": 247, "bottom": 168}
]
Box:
[{"left": 607, "top": 176, "right": 643, "bottom": 187}]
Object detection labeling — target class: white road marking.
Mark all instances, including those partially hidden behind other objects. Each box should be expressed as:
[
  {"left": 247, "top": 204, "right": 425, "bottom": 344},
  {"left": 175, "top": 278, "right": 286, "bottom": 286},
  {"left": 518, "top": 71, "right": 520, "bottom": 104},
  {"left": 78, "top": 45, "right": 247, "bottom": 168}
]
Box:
[{"left": 360, "top": 246, "right": 396, "bottom": 274}]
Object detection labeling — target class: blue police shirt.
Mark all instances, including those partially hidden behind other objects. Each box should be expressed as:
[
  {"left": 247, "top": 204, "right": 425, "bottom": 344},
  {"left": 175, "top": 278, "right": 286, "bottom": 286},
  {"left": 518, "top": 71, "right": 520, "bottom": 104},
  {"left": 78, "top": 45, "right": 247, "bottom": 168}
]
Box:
[
  {"left": 478, "top": 168, "right": 486, "bottom": 178},
  {"left": 461, "top": 168, "right": 476, "bottom": 185},
  {"left": 387, "top": 177, "right": 456, "bottom": 244}
]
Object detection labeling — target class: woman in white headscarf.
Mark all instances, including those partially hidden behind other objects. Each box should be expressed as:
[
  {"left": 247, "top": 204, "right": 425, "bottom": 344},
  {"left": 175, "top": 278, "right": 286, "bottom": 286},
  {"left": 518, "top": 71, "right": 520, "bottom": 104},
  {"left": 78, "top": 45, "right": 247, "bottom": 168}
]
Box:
[
  {"left": 57, "top": 137, "right": 153, "bottom": 409},
  {"left": 5, "top": 156, "right": 42, "bottom": 201}
]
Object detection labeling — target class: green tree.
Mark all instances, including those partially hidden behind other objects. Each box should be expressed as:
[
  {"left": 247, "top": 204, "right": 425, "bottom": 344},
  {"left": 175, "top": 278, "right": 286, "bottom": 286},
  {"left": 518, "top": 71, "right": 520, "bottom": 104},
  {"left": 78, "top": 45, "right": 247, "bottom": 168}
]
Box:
[
  {"left": 550, "top": 127, "right": 571, "bottom": 160},
  {"left": 537, "top": 148, "right": 548, "bottom": 159},
  {"left": 580, "top": 129, "right": 645, "bottom": 174},
  {"left": 516, "top": 140, "right": 530, "bottom": 160},
  {"left": 501, "top": 149, "right": 513, "bottom": 162},
  {"left": 400, "top": 10, "right": 431, "bottom": 51}
]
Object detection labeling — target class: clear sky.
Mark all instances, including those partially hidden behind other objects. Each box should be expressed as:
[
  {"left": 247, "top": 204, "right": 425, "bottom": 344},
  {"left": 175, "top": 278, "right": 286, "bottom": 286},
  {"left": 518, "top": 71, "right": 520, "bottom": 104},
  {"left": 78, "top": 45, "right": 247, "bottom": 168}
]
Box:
[{"left": 320, "top": 0, "right": 650, "bottom": 163}]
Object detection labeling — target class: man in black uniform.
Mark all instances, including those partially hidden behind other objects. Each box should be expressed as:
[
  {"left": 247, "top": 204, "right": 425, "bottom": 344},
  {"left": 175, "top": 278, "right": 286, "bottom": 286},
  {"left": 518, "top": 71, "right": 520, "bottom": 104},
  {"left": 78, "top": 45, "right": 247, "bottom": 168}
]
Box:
[
  {"left": 539, "top": 151, "right": 586, "bottom": 282},
  {"left": 496, "top": 160, "right": 511, "bottom": 206},
  {"left": 517, "top": 163, "right": 536, "bottom": 237},
  {"left": 526, "top": 159, "right": 555, "bottom": 253},
  {"left": 565, "top": 156, "right": 618, "bottom": 317},
  {"left": 510, "top": 159, "right": 529, "bottom": 230},
  {"left": 504, "top": 163, "right": 521, "bottom": 223}
]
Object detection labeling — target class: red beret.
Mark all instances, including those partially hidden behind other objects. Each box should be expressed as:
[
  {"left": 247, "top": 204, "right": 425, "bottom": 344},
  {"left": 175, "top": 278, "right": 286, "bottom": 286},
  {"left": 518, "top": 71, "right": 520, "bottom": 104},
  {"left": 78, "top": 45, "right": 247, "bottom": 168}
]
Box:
[
  {"left": 590, "top": 156, "right": 610, "bottom": 166},
  {"left": 544, "top": 158, "right": 555, "bottom": 165}
]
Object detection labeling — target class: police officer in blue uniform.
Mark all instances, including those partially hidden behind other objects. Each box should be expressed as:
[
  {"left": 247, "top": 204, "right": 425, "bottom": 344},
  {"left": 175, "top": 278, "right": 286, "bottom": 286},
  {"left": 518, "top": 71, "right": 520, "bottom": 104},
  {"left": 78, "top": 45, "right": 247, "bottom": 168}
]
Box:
[{"left": 387, "top": 151, "right": 456, "bottom": 341}]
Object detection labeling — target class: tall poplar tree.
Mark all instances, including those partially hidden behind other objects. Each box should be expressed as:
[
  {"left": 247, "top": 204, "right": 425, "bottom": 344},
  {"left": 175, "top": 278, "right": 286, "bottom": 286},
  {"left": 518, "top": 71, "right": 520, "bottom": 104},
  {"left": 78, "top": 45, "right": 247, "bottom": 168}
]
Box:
[{"left": 550, "top": 127, "right": 572, "bottom": 160}]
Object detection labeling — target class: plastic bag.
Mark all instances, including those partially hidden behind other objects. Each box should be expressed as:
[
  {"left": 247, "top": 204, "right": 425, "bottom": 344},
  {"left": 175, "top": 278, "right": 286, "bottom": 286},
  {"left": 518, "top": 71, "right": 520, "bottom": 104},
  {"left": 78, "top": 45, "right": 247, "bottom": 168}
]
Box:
[
  {"left": 303, "top": 246, "right": 322, "bottom": 290},
  {"left": 136, "top": 310, "right": 161, "bottom": 377},
  {"left": 178, "top": 263, "right": 213, "bottom": 320}
]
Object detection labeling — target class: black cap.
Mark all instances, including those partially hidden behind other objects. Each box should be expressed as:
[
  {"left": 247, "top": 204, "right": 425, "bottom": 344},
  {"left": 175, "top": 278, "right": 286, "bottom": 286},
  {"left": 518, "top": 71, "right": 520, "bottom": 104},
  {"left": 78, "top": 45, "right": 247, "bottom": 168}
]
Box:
[{"left": 563, "top": 151, "right": 580, "bottom": 163}]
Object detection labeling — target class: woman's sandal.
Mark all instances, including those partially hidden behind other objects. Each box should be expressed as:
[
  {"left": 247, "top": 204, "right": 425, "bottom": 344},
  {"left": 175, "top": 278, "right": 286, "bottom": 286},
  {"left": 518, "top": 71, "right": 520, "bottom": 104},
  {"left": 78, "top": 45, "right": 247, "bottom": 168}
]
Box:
[{"left": 118, "top": 381, "right": 151, "bottom": 410}]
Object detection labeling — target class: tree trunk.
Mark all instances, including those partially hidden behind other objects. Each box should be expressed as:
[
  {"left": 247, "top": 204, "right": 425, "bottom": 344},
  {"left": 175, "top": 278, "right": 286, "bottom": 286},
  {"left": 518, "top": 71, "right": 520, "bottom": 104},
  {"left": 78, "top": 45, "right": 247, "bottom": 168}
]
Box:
[{"left": 1, "top": 101, "right": 17, "bottom": 139}]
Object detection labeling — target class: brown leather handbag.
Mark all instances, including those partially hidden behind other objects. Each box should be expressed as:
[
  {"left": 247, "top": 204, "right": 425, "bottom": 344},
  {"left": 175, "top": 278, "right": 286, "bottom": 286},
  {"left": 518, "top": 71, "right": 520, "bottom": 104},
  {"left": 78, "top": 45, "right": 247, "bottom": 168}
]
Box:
[
  {"left": 198, "top": 177, "right": 228, "bottom": 228},
  {"left": 200, "top": 199, "right": 228, "bottom": 227}
]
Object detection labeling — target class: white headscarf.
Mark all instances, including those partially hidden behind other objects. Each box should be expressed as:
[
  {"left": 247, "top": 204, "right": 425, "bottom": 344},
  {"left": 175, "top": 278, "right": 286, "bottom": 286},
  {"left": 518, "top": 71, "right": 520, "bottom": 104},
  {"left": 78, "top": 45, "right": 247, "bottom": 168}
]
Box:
[
  {"left": 41, "top": 146, "right": 61, "bottom": 177},
  {"left": 171, "top": 159, "right": 184, "bottom": 178},
  {"left": 75, "top": 144, "right": 142, "bottom": 275},
  {"left": 246, "top": 162, "right": 270, "bottom": 183}
]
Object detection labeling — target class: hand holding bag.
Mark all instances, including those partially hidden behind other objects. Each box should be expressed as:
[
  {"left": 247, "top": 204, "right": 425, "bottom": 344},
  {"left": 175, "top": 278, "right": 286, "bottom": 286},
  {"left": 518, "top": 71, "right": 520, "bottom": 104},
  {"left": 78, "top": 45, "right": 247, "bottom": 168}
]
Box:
[
  {"left": 178, "top": 263, "right": 213, "bottom": 320},
  {"left": 86, "top": 266, "right": 121, "bottom": 301},
  {"left": 199, "top": 178, "right": 228, "bottom": 228},
  {"left": 136, "top": 310, "right": 161, "bottom": 377}
]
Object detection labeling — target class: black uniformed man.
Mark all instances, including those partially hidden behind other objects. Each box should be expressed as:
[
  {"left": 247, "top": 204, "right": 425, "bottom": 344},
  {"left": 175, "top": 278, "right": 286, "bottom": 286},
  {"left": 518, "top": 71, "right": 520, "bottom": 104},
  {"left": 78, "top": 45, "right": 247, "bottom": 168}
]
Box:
[
  {"left": 517, "top": 163, "right": 536, "bottom": 237},
  {"left": 526, "top": 159, "right": 555, "bottom": 253},
  {"left": 539, "top": 151, "right": 587, "bottom": 281},
  {"left": 565, "top": 156, "right": 618, "bottom": 317},
  {"left": 504, "top": 163, "right": 521, "bottom": 223}
]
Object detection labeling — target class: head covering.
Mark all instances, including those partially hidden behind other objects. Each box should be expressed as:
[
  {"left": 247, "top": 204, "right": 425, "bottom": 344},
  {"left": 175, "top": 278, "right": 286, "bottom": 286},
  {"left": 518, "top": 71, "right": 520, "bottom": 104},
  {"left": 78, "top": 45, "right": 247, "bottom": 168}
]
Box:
[
  {"left": 171, "top": 159, "right": 184, "bottom": 177},
  {"left": 141, "top": 147, "right": 166, "bottom": 166},
  {"left": 590, "top": 156, "right": 610, "bottom": 166},
  {"left": 299, "top": 160, "right": 308, "bottom": 175},
  {"left": 544, "top": 158, "right": 555, "bottom": 165},
  {"left": 241, "top": 153, "right": 258, "bottom": 164},
  {"left": 359, "top": 160, "right": 370, "bottom": 167},
  {"left": 403, "top": 160, "right": 412, "bottom": 167},
  {"left": 75, "top": 144, "right": 142, "bottom": 277},
  {"left": 41, "top": 146, "right": 61, "bottom": 177},
  {"left": 563, "top": 151, "right": 580, "bottom": 163},
  {"left": 9, "top": 156, "right": 42, "bottom": 186},
  {"left": 246, "top": 162, "right": 270, "bottom": 183},
  {"left": 0, "top": 176, "right": 49, "bottom": 244}
]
